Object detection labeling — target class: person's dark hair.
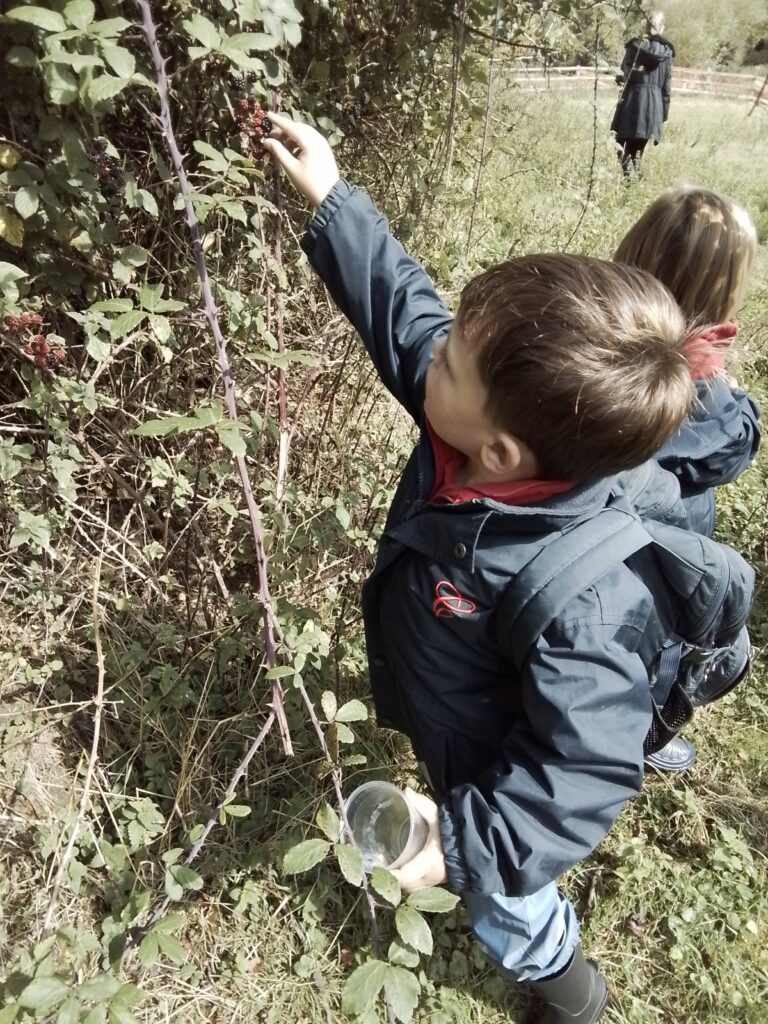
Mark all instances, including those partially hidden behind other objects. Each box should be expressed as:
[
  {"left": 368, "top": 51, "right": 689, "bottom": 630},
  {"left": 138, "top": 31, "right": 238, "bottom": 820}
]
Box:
[{"left": 457, "top": 254, "right": 693, "bottom": 480}]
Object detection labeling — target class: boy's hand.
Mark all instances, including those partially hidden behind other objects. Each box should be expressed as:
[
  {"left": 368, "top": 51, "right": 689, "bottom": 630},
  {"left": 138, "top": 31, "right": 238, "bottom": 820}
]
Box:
[
  {"left": 262, "top": 112, "right": 340, "bottom": 208},
  {"left": 389, "top": 787, "right": 447, "bottom": 893}
]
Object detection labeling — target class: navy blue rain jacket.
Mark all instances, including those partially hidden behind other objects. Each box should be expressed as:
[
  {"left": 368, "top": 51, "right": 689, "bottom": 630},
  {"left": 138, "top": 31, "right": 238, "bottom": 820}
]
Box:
[
  {"left": 657, "top": 377, "right": 761, "bottom": 537},
  {"left": 301, "top": 180, "right": 690, "bottom": 897}
]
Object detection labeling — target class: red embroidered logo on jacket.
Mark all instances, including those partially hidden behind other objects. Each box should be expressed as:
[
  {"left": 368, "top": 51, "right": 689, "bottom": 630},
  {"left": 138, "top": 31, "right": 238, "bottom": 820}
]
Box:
[{"left": 432, "top": 580, "right": 476, "bottom": 618}]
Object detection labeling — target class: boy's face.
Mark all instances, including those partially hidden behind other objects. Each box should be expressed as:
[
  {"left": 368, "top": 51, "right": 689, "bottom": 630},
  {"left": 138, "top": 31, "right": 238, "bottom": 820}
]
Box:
[{"left": 424, "top": 324, "right": 497, "bottom": 458}]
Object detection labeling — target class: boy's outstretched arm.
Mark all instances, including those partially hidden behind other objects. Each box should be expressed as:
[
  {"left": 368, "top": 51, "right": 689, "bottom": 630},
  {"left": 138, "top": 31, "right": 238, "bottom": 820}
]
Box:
[{"left": 264, "top": 115, "right": 453, "bottom": 422}]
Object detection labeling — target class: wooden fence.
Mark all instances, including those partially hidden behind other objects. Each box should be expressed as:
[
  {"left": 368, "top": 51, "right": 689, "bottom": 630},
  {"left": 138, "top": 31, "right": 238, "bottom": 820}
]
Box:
[{"left": 506, "top": 64, "right": 768, "bottom": 108}]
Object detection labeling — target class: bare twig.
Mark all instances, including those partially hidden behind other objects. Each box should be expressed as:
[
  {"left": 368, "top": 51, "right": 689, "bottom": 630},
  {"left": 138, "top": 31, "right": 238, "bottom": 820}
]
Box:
[
  {"left": 41, "top": 546, "right": 106, "bottom": 933},
  {"left": 563, "top": 18, "right": 602, "bottom": 250},
  {"left": 466, "top": 0, "right": 501, "bottom": 252},
  {"left": 747, "top": 69, "right": 768, "bottom": 116},
  {"left": 136, "top": 0, "right": 291, "bottom": 754}
]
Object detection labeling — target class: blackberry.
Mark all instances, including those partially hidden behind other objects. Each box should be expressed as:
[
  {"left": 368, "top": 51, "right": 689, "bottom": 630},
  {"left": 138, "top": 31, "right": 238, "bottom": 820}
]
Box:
[{"left": 231, "top": 75, "right": 245, "bottom": 91}]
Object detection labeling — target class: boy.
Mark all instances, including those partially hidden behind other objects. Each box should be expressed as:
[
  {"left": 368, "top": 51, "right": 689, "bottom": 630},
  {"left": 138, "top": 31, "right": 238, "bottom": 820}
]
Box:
[{"left": 264, "top": 115, "right": 694, "bottom": 1023}]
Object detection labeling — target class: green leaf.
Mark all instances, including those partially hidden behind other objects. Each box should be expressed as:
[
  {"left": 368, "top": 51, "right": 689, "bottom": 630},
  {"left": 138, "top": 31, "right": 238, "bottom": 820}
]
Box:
[
  {"left": 85, "top": 335, "right": 110, "bottom": 361},
  {"left": 265, "top": 665, "right": 295, "bottom": 680},
  {"left": 384, "top": 964, "right": 420, "bottom": 1023},
  {"left": 387, "top": 938, "right": 420, "bottom": 968},
  {"left": 78, "top": 975, "right": 120, "bottom": 1001},
  {"left": 193, "top": 140, "right": 228, "bottom": 174},
  {"left": 43, "top": 51, "right": 103, "bottom": 70},
  {"left": 183, "top": 13, "right": 220, "bottom": 48},
  {"left": 0, "top": 260, "right": 27, "bottom": 301},
  {"left": 10, "top": 511, "right": 52, "bottom": 553},
  {"left": 395, "top": 906, "right": 433, "bottom": 955},
  {"left": 320, "top": 690, "right": 337, "bottom": 722},
  {"left": 405, "top": 887, "right": 459, "bottom": 914},
  {"left": 0, "top": 1006, "right": 19, "bottom": 1024},
  {"left": 88, "top": 75, "right": 129, "bottom": 104},
  {"left": 217, "top": 424, "right": 246, "bottom": 457},
  {"left": 226, "top": 31, "right": 278, "bottom": 52},
  {"left": 89, "top": 17, "right": 131, "bottom": 37},
  {"left": 335, "top": 699, "right": 368, "bottom": 723},
  {"left": 120, "top": 243, "right": 148, "bottom": 266},
  {"left": 64, "top": 0, "right": 95, "bottom": 30},
  {"left": 137, "top": 189, "right": 158, "bottom": 217},
  {"left": 109, "top": 310, "right": 146, "bottom": 338},
  {"left": 340, "top": 960, "right": 388, "bottom": 1017},
  {"left": 370, "top": 866, "right": 401, "bottom": 905},
  {"left": 157, "top": 933, "right": 185, "bottom": 965},
  {"left": 163, "top": 870, "right": 183, "bottom": 902},
  {"left": 19, "top": 976, "right": 70, "bottom": 1011},
  {"left": 90, "top": 298, "right": 133, "bottom": 313},
  {"left": 223, "top": 803, "right": 250, "bottom": 817},
  {"left": 0, "top": 207, "right": 24, "bottom": 248},
  {"left": 0, "top": 143, "right": 21, "bottom": 168},
  {"left": 6, "top": 6, "right": 67, "bottom": 32},
  {"left": 169, "top": 864, "right": 203, "bottom": 891},
  {"left": 150, "top": 912, "right": 185, "bottom": 935},
  {"left": 108, "top": 1006, "right": 138, "bottom": 1024},
  {"left": 139, "top": 284, "right": 184, "bottom": 312},
  {"left": 316, "top": 802, "right": 340, "bottom": 841},
  {"left": 6, "top": 45, "right": 38, "bottom": 68},
  {"left": 336, "top": 722, "right": 355, "bottom": 744},
  {"left": 101, "top": 44, "right": 135, "bottom": 78},
  {"left": 56, "top": 998, "right": 80, "bottom": 1024},
  {"left": 137, "top": 933, "right": 159, "bottom": 967},
  {"left": 14, "top": 186, "right": 38, "bottom": 219},
  {"left": 334, "top": 842, "right": 364, "bottom": 886},
  {"left": 44, "top": 62, "right": 78, "bottom": 104},
  {"left": 282, "top": 838, "right": 330, "bottom": 875}
]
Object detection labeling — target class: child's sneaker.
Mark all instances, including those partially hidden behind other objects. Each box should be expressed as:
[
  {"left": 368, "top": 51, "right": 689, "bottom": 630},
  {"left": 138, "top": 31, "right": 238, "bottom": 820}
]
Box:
[{"left": 644, "top": 736, "right": 697, "bottom": 773}]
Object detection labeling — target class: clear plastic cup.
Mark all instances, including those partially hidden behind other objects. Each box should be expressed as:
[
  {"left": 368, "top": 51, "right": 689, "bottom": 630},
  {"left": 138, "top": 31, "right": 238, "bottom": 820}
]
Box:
[{"left": 343, "top": 781, "right": 429, "bottom": 871}]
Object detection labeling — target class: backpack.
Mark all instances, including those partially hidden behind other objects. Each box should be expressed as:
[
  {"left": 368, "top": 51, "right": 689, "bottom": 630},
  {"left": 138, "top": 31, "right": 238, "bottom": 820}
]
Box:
[{"left": 495, "top": 495, "right": 754, "bottom": 755}]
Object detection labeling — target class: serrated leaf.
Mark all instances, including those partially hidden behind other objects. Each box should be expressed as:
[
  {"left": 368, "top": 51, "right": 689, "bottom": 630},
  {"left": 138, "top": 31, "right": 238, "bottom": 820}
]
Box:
[
  {"left": 183, "top": 13, "right": 220, "bottom": 48},
  {"left": 64, "top": 0, "right": 95, "bottom": 30},
  {"left": 44, "top": 62, "right": 78, "bottom": 104},
  {"left": 405, "top": 887, "right": 459, "bottom": 913},
  {"left": 137, "top": 933, "right": 159, "bottom": 967},
  {"left": 90, "top": 298, "right": 133, "bottom": 313},
  {"left": 334, "top": 843, "right": 364, "bottom": 886},
  {"left": 120, "top": 244, "right": 148, "bottom": 266},
  {"left": 384, "top": 964, "right": 420, "bottom": 1023},
  {"left": 134, "top": 417, "right": 180, "bottom": 437},
  {"left": 109, "top": 310, "right": 146, "bottom": 338},
  {"left": 335, "top": 699, "right": 368, "bottom": 723},
  {"left": 169, "top": 865, "right": 203, "bottom": 891},
  {"left": 387, "top": 937, "right": 420, "bottom": 968},
  {"left": 14, "top": 186, "right": 38, "bottom": 219},
  {"left": 226, "top": 31, "right": 278, "bottom": 52},
  {"left": 139, "top": 284, "right": 184, "bottom": 312},
  {"left": 265, "top": 665, "right": 295, "bottom": 680},
  {"left": 163, "top": 870, "right": 183, "bottom": 901},
  {"left": 78, "top": 975, "right": 120, "bottom": 1002},
  {"left": 102, "top": 44, "right": 134, "bottom": 78},
  {"left": 321, "top": 690, "right": 337, "bottom": 722},
  {"left": 56, "top": 997, "right": 80, "bottom": 1024},
  {"left": 224, "top": 803, "right": 250, "bottom": 817},
  {"left": 193, "top": 140, "right": 228, "bottom": 174},
  {"left": 88, "top": 75, "right": 129, "bottom": 104},
  {"left": 19, "top": 976, "right": 69, "bottom": 1011},
  {"left": 0, "top": 144, "right": 21, "bottom": 169},
  {"left": 150, "top": 912, "right": 185, "bottom": 935},
  {"left": 370, "top": 866, "right": 401, "bottom": 905},
  {"left": 316, "top": 802, "right": 340, "bottom": 841},
  {"left": 157, "top": 933, "right": 185, "bottom": 965},
  {"left": 282, "top": 838, "right": 330, "bottom": 875},
  {"left": 336, "top": 722, "right": 354, "bottom": 743},
  {"left": 0, "top": 207, "right": 24, "bottom": 248},
  {"left": 217, "top": 424, "right": 246, "bottom": 456},
  {"left": 6, "top": 6, "right": 67, "bottom": 32},
  {"left": 395, "top": 906, "right": 433, "bottom": 955},
  {"left": 340, "top": 960, "right": 388, "bottom": 1016},
  {"left": 138, "top": 189, "right": 158, "bottom": 217},
  {"left": 108, "top": 1006, "right": 137, "bottom": 1024}
]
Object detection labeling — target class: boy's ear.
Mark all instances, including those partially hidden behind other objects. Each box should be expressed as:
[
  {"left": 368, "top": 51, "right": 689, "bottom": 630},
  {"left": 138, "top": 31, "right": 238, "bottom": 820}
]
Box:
[{"left": 481, "top": 433, "right": 536, "bottom": 478}]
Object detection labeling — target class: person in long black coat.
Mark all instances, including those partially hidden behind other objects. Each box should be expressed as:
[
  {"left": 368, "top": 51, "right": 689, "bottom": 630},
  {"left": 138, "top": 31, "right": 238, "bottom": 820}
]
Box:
[{"left": 611, "top": 11, "right": 675, "bottom": 175}]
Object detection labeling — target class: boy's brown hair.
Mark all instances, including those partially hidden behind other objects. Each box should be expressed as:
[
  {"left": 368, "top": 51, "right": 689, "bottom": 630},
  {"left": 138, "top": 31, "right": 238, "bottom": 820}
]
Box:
[
  {"left": 457, "top": 254, "right": 693, "bottom": 480},
  {"left": 614, "top": 185, "right": 757, "bottom": 324}
]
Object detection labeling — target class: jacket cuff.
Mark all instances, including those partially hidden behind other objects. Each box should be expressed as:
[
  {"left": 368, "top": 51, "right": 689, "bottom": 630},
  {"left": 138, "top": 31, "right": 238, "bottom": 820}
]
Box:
[
  {"left": 438, "top": 798, "right": 470, "bottom": 894},
  {"left": 301, "top": 179, "right": 356, "bottom": 257}
]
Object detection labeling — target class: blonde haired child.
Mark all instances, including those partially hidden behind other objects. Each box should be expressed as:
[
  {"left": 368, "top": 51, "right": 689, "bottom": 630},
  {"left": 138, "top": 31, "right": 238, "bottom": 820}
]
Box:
[{"left": 616, "top": 184, "right": 760, "bottom": 773}]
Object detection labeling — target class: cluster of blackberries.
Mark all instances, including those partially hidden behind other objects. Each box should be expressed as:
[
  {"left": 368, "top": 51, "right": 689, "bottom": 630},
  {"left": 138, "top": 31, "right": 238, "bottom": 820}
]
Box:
[
  {"left": 4, "top": 313, "right": 65, "bottom": 374},
  {"left": 234, "top": 97, "right": 272, "bottom": 158},
  {"left": 87, "top": 138, "right": 126, "bottom": 200}
]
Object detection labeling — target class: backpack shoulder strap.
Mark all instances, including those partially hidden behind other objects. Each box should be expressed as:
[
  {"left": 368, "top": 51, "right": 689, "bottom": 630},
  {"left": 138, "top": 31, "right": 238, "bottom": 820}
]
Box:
[{"left": 497, "top": 502, "right": 652, "bottom": 670}]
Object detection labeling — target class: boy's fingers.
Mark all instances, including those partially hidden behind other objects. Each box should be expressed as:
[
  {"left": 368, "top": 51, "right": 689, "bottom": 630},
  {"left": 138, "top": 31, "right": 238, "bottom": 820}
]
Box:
[
  {"left": 262, "top": 137, "right": 300, "bottom": 176},
  {"left": 266, "top": 111, "right": 311, "bottom": 145},
  {"left": 403, "top": 787, "right": 438, "bottom": 824}
]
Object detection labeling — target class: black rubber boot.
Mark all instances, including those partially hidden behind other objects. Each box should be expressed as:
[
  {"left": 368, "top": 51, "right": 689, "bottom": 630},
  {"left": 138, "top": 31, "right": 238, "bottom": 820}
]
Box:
[{"left": 528, "top": 944, "right": 608, "bottom": 1023}]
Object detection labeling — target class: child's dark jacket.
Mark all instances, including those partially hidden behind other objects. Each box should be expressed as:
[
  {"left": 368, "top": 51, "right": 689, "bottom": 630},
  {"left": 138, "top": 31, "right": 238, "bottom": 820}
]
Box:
[
  {"left": 657, "top": 376, "right": 760, "bottom": 537},
  {"left": 302, "top": 181, "right": 689, "bottom": 898}
]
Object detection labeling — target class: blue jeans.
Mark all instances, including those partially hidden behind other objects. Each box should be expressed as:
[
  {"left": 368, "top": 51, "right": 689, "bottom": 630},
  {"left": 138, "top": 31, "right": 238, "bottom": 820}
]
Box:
[{"left": 463, "top": 883, "right": 579, "bottom": 983}]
